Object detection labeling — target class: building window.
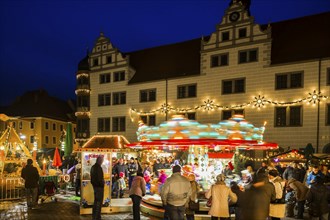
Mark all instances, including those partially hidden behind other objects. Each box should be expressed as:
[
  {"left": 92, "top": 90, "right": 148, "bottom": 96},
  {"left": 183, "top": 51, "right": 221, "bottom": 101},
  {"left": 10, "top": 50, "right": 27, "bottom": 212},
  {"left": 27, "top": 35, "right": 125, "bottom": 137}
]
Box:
[
  {"left": 140, "top": 89, "right": 156, "bottom": 102},
  {"left": 326, "top": 68, "right": 330, "bottom": 85},
  {"left": 12, "top": 122, "right": 16, "bottom": 128},
  {"left": 19, "top": 121, "right": 23, "bottom": 130},
  {"left": 177, "top": 112, "right": 196, "bottom": 120},
  {"left": 222, "top": 109, "right": 244, "bottom": 120},
  {"left": 140, "top": 115, "right": 156, "bottom": 126},
  {"left": 113, "top": 92, "right": 126, "bottom": 105},
  {"left": 97, "top": 118, "right": 110, "bottom": 132},
  {"left": 238, "top": 49, "right": 258, "bottom": 63},
  {"left": 30, "top": 122, "right": 35, "bottom": 129},
  {"left": 238, "top": 28, "right": 247, "bottom": 38},
  {"left": 52, "top": 137, "right": 56, "bottom": 145},
  {"left": 275, "top": 106, "right": 302, "bottom": 127},
  {"left": 275, "top": 72, "right": 303, "bottom": 90},
  {"left": 45, "top": 136, "right": 49, "bottom": 144},
  {"left": 327, "top": 104, "right": 330, "bottom": 125},
  {"left": 106, "top": 55, "right": 112, "bottom": 64},
  {"left": 52, "top": 123, "right": 56, "bottom": 131},
  {"left": 45, "top": 122, "right": 49, "bottom": 130},
  {"left": 100, "top": 73, "right": 111, "bottom": 84},
  {"left": 98, "top": 93, "right": 111, "bottom": 106},
  {"left": 114, "top": 71, "right": 125, "bottom": 82},
  {"left": 222, "top": 78, "right": 245, "bottom": 94},
  {"left": 211, "top": 53, "right": 229, "bottom": 67},
  {"left": 77, "top": 119, "right": 89, "bottom": 135},
  {"left": 112, "top": 117, "right": 126, "bottom": 132},
  {"left": 93, "top": 58, "right": 99, "bottom": 66},
  {"left": 30, "top": 136, "right": 35, "bottom": 144},
  {"left": 222, "top": 31, "right": 229, "bottom": 41},
  {"left": 77, "top": 77, "right": 88, "bottom": 85},
  {"left": 177, "top": 84, "right": 197, "bottom": 99},
  {"left": 60, "top": 125, "right": 63, "bottom": 131},
  {"left": 77, "top": 96, "right": 89, "bottom": 108}
]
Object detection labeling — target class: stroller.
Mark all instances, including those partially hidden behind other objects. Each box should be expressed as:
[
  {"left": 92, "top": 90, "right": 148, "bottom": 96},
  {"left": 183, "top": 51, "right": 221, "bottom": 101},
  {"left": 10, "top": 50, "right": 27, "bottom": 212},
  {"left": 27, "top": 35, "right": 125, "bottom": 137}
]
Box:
[{"left": 40, "top": 181, "right": 58, "bottom": 203}]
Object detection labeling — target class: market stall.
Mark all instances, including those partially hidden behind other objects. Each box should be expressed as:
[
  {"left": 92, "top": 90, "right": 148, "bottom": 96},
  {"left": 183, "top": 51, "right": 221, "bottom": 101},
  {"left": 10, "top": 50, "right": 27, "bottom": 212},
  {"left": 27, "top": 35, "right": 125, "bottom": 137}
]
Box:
[{"left": 75, "top": 135, "right": 130, "bottom": 215}]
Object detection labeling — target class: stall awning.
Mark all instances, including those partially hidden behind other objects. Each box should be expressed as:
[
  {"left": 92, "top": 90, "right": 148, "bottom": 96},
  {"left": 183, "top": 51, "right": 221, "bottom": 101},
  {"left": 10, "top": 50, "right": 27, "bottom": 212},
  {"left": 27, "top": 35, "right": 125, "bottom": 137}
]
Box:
[{"left": 75, "top": 135, "right": 130, "bottom": 152}]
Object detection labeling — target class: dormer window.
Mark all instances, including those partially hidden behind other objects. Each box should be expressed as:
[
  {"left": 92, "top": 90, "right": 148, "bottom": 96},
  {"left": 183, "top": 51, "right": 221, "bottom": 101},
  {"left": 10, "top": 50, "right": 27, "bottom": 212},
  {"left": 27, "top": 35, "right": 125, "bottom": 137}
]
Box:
[
  {"left": 106, "top": 55, "right": 112, "bottom": 64},
  {"left": 239, "top": 28, "right": 247, "bottom": 38},
  {"left": 222, "top": 32, "right": 230, "bottom": 41},
  {"left": 93, "top": 58, "right": 99, "bottom": 66}
]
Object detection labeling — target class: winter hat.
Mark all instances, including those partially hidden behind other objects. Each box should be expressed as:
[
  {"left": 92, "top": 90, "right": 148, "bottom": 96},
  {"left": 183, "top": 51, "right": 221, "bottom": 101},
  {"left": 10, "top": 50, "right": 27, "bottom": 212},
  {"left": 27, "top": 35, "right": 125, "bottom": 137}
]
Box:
[
  {"left": 172, "top": 165, "right": 181, "bottom": 173},
  {"left": 268, "top": 169, "right": 279, "bottom": 177}
]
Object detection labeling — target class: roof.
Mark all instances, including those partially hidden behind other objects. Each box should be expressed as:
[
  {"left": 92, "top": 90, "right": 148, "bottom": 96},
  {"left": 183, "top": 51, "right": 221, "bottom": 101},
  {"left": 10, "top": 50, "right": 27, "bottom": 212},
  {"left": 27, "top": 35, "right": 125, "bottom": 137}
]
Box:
[
  {"left": 263, "top": 12, "right": 330, "bottom": 64},
  {"left": 77, "top": 55, "right": 89, "bottom": 72},
  {"left": 127, "top": 38, "right": 202, "bottom": 84},
  {"left": 78, "top": 135, "right": 130, "bottom": 151},
  {"left": 2, "top": 89, "right": 76, "bottom": 122}
]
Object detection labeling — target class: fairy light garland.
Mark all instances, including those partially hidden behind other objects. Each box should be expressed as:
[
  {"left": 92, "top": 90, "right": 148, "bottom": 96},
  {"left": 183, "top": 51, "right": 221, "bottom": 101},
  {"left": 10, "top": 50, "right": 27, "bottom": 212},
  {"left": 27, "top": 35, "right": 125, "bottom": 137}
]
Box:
[{"left": 131, "top": 90, "right": 328, "bottom": 115}]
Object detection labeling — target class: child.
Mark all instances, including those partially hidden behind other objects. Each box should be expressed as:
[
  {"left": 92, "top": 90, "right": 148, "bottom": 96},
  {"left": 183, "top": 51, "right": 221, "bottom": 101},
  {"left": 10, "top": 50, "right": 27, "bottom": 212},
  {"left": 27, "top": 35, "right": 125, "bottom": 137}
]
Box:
[
  {"left": 285, "top": 187, "right": 296, "bottom": 218},
  {"left": 117, "top": 172, "right": 126, "bottom": 198},
  {"left": 143, "top": 170, "right": 151, "bottom": 194}
]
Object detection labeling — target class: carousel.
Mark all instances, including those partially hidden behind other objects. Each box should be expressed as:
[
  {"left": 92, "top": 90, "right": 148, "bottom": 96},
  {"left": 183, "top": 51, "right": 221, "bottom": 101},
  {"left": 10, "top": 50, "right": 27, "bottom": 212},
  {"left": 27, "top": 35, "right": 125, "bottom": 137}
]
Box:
[
  {"left": 0, "top": 121, "right": 41, "bottom": 200},
  {"left": 127, "top": 114, "right": 278, "bottom": 217}
]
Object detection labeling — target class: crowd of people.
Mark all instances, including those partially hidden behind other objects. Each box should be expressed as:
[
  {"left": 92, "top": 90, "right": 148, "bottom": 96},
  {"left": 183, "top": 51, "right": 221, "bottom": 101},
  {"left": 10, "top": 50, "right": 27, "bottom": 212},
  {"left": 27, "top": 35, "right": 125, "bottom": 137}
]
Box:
[{"left": 108, "top": 156, "right": 330, "bottom": 220}]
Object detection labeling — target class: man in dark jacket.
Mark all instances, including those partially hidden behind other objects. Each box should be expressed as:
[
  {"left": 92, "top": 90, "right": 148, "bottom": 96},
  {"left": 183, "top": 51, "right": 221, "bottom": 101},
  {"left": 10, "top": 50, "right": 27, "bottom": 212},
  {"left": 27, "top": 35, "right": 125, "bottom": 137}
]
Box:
[
  {"left": 21, "top": 159, "right": 40, "bottom": 209},
  {"left": 240, "top": 170, "right": 276, "bottom": 220},
  {"left": 90, "top": 156, "right": 104, "bottom": 220},
  {"left": 128, "top": 157, "right": 137, "bottom": 189},
  {"left": 306, "top": 176, "right": 330, "bottom": 220}
]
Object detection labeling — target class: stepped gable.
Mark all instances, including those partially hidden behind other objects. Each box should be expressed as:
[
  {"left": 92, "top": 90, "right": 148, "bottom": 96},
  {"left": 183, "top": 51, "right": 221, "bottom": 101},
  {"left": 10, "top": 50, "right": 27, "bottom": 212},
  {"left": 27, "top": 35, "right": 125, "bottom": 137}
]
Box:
[
  {"left": 3, "top": 89, "right": 75, "bottom": 121},
  {"left": 127, "top": 38, "right": 202, "bottom": 84},
  {"left": 263, "top": 12, "right": 330, "bottom": 64}
]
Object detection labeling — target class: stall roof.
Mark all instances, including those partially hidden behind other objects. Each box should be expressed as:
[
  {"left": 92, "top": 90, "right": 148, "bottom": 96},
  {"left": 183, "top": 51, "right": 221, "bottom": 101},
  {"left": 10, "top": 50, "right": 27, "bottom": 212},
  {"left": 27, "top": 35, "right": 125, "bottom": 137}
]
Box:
[{"left": 76, "top": 135, "right": 130, "bottom": 152}]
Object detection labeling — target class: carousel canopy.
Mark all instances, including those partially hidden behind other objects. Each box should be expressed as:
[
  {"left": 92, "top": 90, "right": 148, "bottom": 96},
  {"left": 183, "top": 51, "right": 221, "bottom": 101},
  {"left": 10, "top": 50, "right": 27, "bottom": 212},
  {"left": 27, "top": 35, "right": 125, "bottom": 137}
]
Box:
[
  {"left": 76, "top": 135, "right": 130, "bottom": 152},
  {"left": 128, "top": 115, "right": 277, "bottom": 151},
  {"left": 0, "top": 123, "right": 41, "bottom": 176}
]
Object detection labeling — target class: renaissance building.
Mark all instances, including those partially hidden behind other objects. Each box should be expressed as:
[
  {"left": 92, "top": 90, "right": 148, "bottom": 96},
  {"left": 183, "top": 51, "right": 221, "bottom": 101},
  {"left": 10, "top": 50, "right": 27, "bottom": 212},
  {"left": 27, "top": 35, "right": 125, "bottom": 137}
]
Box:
[{"left": 75, "top": 1, "right": 330, "bottom": 152}]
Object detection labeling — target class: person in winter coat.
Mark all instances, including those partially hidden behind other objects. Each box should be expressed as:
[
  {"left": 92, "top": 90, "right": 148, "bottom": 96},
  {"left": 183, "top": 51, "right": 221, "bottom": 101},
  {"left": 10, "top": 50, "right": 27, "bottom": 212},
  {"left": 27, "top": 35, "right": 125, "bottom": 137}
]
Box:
[
  {"left": 129, "top": 172, "right": 146, "bottom": 220},
  {"left": 306, "top": 176, "right": 330, "bottom": 220},
  {"left": 185, "top": 173, "right": 199, "bottom": 220},
  {"left": 21, "top": 159, "right": 40, "bottom": 209},
  {"left": 161, "top": 165, "right": 191, "bottom": 220},
  {"left": 240, "top": 171, "right": 276, "bottom": 220},
  {"left": 268, "top": 169, "right": 286, "bottom": 220},
  {"left": 128, "top": 157, "right": 138, "bottom": 189},
  {"left": 287, "top": 178, "right": 309, "bottom": 219},
  {"left": 205, "top": 174, "right": 237, "bottom": 220},
  {"left": 90, "top": 156, "right": 105, "bottom": 220},
  {"left": 307, "top": 165, "right": 325, "bottom": 187},
  {"left": 230, "top": 181, "right": 243, "bottom": 220}
]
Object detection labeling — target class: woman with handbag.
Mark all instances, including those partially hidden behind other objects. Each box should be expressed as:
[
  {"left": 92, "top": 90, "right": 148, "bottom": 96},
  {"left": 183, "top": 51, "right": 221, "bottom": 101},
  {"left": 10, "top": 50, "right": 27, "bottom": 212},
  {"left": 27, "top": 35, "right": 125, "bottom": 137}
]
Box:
[
  {"left": 268, "top": 169, "right": 286, "bottom": 220},
  {"left": 205, "top": 174, "right": 237, "bottom": 220},
  {"left": 185, "top": 173, "right": 199, "bottom": 220}
]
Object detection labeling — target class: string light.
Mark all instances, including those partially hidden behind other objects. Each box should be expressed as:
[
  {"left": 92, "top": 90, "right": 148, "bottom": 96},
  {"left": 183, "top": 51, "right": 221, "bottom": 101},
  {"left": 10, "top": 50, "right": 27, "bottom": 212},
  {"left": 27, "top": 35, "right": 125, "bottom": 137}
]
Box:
[
  {"left": 131, "top": 91, "right": 328, "bottom": 115},
  {"left": 75, "top": 88, "right": 91, "bottom": 95},
  {"left": 76, "top": 73, "right": 89, "bottom": 79}
]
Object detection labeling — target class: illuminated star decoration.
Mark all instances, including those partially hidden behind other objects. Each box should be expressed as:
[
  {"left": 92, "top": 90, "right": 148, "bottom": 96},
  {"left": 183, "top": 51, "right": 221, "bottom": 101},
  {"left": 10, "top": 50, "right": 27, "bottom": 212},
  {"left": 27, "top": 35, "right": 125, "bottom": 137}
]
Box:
[
  {"left": 160, "top": 103, "right": 171, "bottom": 113},
  {"left": 307, "top": 90, "right": 321, "bottom": 104},
  {"left": 202, "top": 99, "right": 215, "bottom": 111},
  {"left": 253, "top": 95, "right": 267, "bottom": 108}
]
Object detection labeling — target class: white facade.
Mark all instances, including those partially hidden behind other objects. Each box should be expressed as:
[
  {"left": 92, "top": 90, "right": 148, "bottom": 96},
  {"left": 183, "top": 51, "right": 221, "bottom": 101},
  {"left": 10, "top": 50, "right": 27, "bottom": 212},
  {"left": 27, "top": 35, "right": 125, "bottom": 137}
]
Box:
[{"left": 82, "top": 3, "right": 330, "bottom": 152}]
